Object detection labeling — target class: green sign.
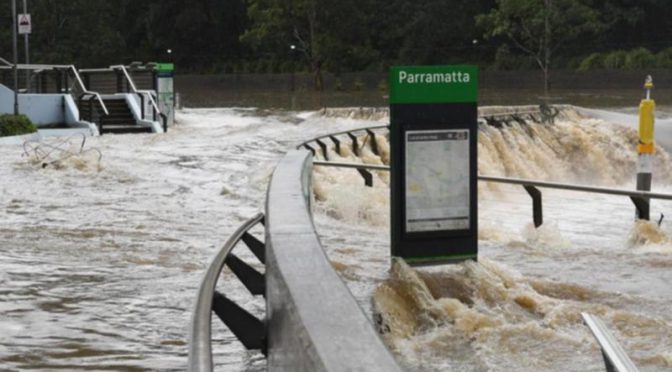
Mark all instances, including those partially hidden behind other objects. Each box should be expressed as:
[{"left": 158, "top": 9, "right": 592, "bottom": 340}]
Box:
[
  {"left": 390, "top": 64, "right": 478, "bottom": 266},
  {"left": 155, "top": 63, "right": 175, "bottom": 72},
  {"left": 390, "top": 65, "right": 477, "bottom": 104}
]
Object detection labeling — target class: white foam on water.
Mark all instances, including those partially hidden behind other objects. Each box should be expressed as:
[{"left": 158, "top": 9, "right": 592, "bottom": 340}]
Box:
[{"left": 311, "top": 107, "right": 672, "bottom": 371}]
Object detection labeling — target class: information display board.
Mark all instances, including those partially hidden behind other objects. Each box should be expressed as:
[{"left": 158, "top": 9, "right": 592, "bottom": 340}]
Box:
[
  {"left": 390, "top": 65, "right": 478, "bottom": 265},
  {"left": 155, "top": 63, "right": 175, "bottom": 128},
  {"left": 405, "top": 129, "right": 470, "bottom": 233}
]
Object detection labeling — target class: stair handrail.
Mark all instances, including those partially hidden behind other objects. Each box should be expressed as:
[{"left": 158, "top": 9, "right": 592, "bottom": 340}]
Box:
[
  {"left": 66, "top": 65, "right": 109, "bottom": 116},
  {"left": 109, "top": 64, "right": 166, "bottom": 130},
  {"left": 189, "top": 213, "right": 265, "bottom": 372},
  {"left": 0, "top": 61, "right": 109, "bottom": 117}
]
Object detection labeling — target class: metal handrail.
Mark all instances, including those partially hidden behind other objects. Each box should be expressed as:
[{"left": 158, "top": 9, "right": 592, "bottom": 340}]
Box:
[
  {"left": 314, "top": 161, "right": 672, "bottom": 201},
  {"left": 265, "top": 150, "right": 403, "bottom": 371},
  {"left": 0, "top": 62, "right": 109, "bottom": 117},
  {"left": 109, "top": 65, "right": 164, "bottom": 123},
  {"left": 314, "top": 160, "right": 390, "bottom": 171},
  {"left": 188, "top": 213, "right": 265, "bottom": 372},
  {"left": 298, "top": 105, "right": 561, "bottom": 153},
  {"left": 479, "top": 175, "right": 672, "bottom": 201},
  {"left": 297, "top": 124, "right": 389, "bottom": 150},
  {"left": 581, "top": 313, "right": 639, "bottom": 372}
]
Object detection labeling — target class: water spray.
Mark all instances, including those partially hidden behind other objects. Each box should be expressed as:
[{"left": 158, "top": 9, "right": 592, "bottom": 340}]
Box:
[{"left": 636, "top": 75, "right": 655, "bottom": 220}]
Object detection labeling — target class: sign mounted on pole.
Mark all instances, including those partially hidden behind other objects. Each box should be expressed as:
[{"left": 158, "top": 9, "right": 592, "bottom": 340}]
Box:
[
  {"left": 18, "top": 13, "right": 30, "bottom": 34},
  {"left": 390, "top": 65, "right": 478, "bottom": 265}
]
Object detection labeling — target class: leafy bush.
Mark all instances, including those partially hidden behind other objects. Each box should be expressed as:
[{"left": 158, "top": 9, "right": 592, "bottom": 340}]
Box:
[
  {"left": 0, "top": 114, "right": 37, "bottom": 137},
  {"left": 624, "top": 48, "right": 655, "bottom": 70},
  {"left": 352, "top": 78, "right": 365, "bottom": 91},
  {"left": 334, "top": 78, "right": 344, "bottom": 91},
  {"left": 577, "top": 53, "right": 605, "bottom": 71},
  {"left": 656, "top": 48, "right": 672, "bottom": 68},
  {"left": 603, "top": 50, "right": 627, "bottom": 69}
]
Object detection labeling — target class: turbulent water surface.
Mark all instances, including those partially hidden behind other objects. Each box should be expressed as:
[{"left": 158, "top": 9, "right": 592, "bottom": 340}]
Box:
[{"left": 1, "top": 106, "right": 671, "bottom": 371}]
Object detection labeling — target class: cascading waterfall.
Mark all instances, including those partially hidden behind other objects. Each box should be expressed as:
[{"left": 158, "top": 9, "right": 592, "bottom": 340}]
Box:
[{"left": 312, "top": 106, "right": 672, "bottom": 371}]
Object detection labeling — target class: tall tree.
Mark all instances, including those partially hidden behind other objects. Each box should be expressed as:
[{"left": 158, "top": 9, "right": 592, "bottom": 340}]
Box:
[
  {"left": 241, "top": 0, "right": 378, "bottom": 87},
  {"left": 477, "top": 0, "right": 603, "bottom": 96}
]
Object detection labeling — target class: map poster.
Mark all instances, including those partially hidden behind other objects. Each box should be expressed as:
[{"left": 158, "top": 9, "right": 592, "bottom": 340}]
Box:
[{"left": 405, "top": 129, "right": 470, "bottom": 233}]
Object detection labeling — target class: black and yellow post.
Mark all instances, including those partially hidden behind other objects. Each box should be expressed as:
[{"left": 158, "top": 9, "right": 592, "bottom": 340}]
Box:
[{"left": 636, "top": 75, "right": 655, "bottom": 220}]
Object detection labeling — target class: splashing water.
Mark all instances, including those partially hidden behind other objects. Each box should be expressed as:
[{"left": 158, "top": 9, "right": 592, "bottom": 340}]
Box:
[
  {"left": 311, "top": 107, "right": 672, "bottom": 371},
  {"left": 372, "top": 259, "right": 672, "bottom": 371}
]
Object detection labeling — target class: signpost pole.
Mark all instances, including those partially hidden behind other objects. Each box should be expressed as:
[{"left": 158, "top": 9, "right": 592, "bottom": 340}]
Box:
[
  {"left": 12, "top": 0, "right": 19, "bottom": 115},
  {"left": 22, "top": 0, "right": 30, "bottom": 91}
]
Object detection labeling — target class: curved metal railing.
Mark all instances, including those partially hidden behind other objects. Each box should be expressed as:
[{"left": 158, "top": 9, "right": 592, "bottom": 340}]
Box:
[
  {"left": 304, "top": 113, "right": 672, "bottom": 225},
  {"left": 264, "top": 150, "right": 402, "bottom": 371},
  {"left": 189, "top": 213, "right": 266, "bottom": 372}
]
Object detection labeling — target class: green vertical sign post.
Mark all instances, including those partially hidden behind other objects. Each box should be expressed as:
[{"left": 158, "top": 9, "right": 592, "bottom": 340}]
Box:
[
  {"left": 155, "top": 63, "right": 175, "bottom": 129},
  {"left": 390, "top": 65, "right": 478, "bottom": 265}
]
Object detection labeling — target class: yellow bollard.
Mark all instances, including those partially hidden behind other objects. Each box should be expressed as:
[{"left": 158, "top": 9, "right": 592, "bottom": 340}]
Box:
[
  {"left": 636, "top": 75, "right": 655, "bottom": 220},
  {"left": 638, "top": 77, "right": 655, "bottom": 154}
]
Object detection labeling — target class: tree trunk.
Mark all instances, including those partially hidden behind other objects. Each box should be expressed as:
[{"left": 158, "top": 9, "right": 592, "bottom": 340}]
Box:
[{"left": 543, "top": 0, "right": 551, "bottom": 100}]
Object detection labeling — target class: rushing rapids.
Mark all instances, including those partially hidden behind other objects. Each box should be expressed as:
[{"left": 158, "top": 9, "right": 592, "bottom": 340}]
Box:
[
  {"left": 1, "top": 106, "right": 671, "bottom": 371},
  {"left": 311, "top": 106, "right": 672, "bottom": 371}
]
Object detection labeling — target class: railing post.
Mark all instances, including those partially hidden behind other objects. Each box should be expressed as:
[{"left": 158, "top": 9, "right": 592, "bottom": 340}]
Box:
[
  {"left": 630, "top": 197, "right": 650, "bottom": 221},
  {"left": 140, "top": 94, "right": 145, "bottom": 120},
  {"left": 347, "top": 132, "right": 360, "bottom": 156},
  {"left": 329, "top": 135, "right": 341, "bottom": 155},
  {"left": 316, "top": 139, "right": 329, "bottom": 160},
  {"left": 77, "top": 95, "right": 82, "bottom": 121},
  {"left": 366, "top": 129, "right": 379, "bottom": 155},
  {"left": 56, "top": 70, "right": 62, "bottom": 93},
  {"left": 523, "top": 185, "right": 543, "bottom": 227}
]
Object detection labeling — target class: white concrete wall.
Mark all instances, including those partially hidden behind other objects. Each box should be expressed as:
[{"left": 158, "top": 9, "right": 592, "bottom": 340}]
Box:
[
  {"left": 63, "top": 95, "right": 80, "bottom": 124},
  {"left": 0, "top": 84, "right": 65, "bottom": 125}
]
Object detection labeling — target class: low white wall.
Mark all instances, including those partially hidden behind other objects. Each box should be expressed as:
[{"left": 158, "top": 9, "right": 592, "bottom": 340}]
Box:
[{"left": 0, "top": 84, "right": 65, "bottom": 125}]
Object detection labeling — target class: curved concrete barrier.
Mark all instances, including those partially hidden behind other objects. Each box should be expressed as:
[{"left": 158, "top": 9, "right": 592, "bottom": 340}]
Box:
[{"left": 265, "top": 150, "right": 402, "bottom": 371}]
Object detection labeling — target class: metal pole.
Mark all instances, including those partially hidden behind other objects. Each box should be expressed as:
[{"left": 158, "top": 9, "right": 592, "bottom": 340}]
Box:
[
  {"left": 23, "top": 0, "right": 29, "bottom": 91},
  {"left": 12, "top": 0, "right": 19, "bottom": 114}
]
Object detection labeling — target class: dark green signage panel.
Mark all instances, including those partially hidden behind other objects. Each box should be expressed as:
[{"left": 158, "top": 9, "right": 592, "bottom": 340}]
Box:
[
  {"left": 390, "top": 65, "right": 478, "bottom": 104},
  {"left": 390, "top": 65, "right": 478, "bottom": 266}
]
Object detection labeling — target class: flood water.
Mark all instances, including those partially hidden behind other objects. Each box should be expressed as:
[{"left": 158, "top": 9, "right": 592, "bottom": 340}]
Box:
[
  {"left": 1, "top": 86, "right": 671, "bottom": 371},
  {"left": 0, "top": 109, "right": 381, "bottom": 370},
  {"left": 311, "top": 108, "right": 672, "bottom": 371}
]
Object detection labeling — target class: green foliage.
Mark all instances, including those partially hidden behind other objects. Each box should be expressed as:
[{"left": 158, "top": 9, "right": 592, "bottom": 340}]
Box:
[
  {"left": 1, "top": 0, "right": 672, "bottom": 74},
  {"left": 0, "top": 114, "right": 37, "bottom": 137},
  {"left": 603, "top": 50, "right": 627, "bottom": 69},
  {"left": 477, "top": 0, "right": 603, "bottom": 93},
  {"left": 624, "top": 48, "right": 655, "bottom": 70},
  {"left": 352, "top": 78, "right": 365, "bottom": 91},
  {"left": 377, "top": 80, "right": 387, "bottom": 92},
  {"left": 334, "top": 79, "right": 344, "bottom": 91},
  {"left": 477, "top": 0, "right": 603, "bottom": 66},
  {"left": 656, "top": 48, "right": 672, "bottom": 69},
  {"left": 577, "top": 53, "right": 605, "bottom": 71},
  {"left": 493, "top": 45, "right": 534, "bottom": 70},
  {"left": 578, "top": 48, "right": 662, "bottom": 70}
]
